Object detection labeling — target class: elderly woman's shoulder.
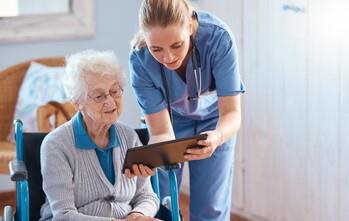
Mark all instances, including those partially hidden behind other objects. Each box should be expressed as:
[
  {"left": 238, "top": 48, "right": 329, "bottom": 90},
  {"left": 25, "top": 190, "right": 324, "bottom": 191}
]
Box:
[
  {"left": 42, "top": 122, "right": 73, "bottom": 149},
  {"left": 114, "top": 122, "right": 138, "bottom": 137}
]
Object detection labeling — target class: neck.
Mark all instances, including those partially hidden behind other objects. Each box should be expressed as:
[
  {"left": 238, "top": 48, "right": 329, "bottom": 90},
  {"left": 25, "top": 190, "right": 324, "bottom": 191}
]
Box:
[
  {"left": 175, "top": 47, "right": 192, "bottom": 80},
  {"left": 81, "top": 113, "right": 110, "bottom": 148}
]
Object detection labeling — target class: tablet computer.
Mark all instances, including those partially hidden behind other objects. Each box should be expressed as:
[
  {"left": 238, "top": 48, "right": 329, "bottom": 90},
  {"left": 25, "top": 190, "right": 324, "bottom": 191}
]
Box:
[{"left": 122, "top": 133, "right": 208, "bottom": 173}]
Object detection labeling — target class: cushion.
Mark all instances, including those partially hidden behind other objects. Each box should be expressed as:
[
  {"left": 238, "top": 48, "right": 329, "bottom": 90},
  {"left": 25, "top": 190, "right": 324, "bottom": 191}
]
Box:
[{"left": 7, "top": 62, "right": 68, "bottom": 142}]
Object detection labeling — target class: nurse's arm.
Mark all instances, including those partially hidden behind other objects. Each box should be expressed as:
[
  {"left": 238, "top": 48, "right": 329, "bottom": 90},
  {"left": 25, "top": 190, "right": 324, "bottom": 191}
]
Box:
[
  {"left": 190, "top": 95, "right": 241, "bottom": 160},
  {"left": 145, "top": 108, "right": 176, "bottom": 144},
  {"left": 216, "top": 94, "right": 242, "bottom": 143}
]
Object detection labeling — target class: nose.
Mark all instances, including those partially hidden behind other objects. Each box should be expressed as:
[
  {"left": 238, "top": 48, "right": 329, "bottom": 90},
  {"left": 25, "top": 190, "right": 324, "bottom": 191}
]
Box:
[
  {"left": 104, "top": 93, "right": 116, "bottom": 106},
  {"left": 162, "top": 50, "right": 175, "bottom": 63}
]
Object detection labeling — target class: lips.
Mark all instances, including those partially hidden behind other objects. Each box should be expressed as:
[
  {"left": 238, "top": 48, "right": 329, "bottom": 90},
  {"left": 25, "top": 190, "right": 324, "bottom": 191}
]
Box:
[
  {"left": 104, "top": 108, "right": 116, "bottom": 114},
  {"left": 165, "top": 59, "right": 180, "bottom": 68},
  {"left": 168, "top": 59, "right": 178, "bottom": 65}
]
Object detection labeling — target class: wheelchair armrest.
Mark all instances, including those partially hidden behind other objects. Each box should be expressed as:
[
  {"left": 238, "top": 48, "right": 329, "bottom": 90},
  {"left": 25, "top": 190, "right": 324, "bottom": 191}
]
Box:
[
  {"left": 3, "top": 205, "right": 14, "bottom": 221},
  {"left": 9, "top": 160, "right": 28, "bottom": 181}
]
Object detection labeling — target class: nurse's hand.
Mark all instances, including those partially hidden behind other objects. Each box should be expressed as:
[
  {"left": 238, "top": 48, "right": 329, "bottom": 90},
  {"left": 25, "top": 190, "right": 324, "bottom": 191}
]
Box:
[
  {"left": 124, "top": 164, "right": 156, "bottom": 178},
  {"left": 184, "top": 130, "right": 223, "bottom": 160}
]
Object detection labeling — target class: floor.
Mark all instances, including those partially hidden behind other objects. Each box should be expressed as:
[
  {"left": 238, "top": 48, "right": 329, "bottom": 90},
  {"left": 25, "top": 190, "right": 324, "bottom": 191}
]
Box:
[{"left": 0, "top": 190, "right": 250, "bottom": 221}]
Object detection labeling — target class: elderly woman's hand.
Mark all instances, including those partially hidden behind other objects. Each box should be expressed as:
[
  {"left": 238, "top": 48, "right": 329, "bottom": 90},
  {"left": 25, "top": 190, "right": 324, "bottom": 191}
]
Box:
[
  {"left": 124, "top": 164, "right": 156, "bottom": 178},
  {"left": 111, "top": 212, "right": 162, "bottom": 221},
  {"left": 125, "top": 212, "right": 163, "bottom": 221}
]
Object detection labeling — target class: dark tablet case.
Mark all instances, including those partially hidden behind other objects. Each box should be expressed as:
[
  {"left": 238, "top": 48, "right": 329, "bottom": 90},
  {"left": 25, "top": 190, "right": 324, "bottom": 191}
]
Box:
[{"left": 122, "top": 133, "right": 208, "bottom": 173}]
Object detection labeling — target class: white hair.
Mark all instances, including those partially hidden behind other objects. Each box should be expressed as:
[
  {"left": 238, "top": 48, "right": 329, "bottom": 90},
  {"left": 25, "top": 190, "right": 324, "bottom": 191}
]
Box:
[{"left": 63, "top": 50, "right": 125, "bottom": 104}]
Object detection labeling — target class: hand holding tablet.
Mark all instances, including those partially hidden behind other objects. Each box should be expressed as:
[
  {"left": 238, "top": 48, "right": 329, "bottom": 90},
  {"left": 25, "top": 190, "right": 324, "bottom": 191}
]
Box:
[{"left": 122, "top": 133, "right": 208, "bottom": 173}]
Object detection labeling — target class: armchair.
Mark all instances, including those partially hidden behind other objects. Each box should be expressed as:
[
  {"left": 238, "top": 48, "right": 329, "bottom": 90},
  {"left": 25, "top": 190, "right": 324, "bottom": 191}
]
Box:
[{"left": 0, "top": 57, "right": 65, "bottom": 174}]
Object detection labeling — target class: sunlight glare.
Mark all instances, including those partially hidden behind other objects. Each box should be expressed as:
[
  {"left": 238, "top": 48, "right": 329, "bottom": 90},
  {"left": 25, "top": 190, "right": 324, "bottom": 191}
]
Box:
[{"left": 0, "top": 0, "right": 18, "bottom": 17}]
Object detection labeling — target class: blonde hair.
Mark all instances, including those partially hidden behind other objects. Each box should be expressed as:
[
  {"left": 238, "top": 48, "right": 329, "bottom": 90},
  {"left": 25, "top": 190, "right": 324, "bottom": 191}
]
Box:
[
  {"left": 131, "top": 0, "right": 194, "bottom": 50},
  {"left": 63, "top": 50, "right": 125, "bottom": 104}
]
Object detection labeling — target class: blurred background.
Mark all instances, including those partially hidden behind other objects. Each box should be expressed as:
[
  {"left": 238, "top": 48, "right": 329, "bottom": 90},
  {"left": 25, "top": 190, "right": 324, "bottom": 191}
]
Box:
[{"left": 0, "top": 0, "right": 348, "bottom": 220}]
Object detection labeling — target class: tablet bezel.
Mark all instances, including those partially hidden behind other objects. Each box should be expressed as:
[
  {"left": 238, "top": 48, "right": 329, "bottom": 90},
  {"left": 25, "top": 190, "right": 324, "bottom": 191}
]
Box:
[{"left": 122, "top": 133, "right": 208, "bottom": 173}]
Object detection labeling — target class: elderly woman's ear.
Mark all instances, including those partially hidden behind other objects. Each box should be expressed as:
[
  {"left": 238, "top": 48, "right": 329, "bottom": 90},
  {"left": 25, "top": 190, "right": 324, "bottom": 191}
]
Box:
[
  {"left": 77, "top": 104, "right": 83, "bottom": 111},
  {"left": 72, "top": 102, "right": 81, "bottom": 111}
]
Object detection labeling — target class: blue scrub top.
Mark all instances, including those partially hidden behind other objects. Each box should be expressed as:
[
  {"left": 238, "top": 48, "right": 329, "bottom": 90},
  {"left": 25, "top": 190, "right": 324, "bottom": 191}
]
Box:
[
  {"left": 72, "top": 112, "right": 120, "bottom": 185},
  {"left": 130, "top": 11, "right": 245, "bottom": 135}
]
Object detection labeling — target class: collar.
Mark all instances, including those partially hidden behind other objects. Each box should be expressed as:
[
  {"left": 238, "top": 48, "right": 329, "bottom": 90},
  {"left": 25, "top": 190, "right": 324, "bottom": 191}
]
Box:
[{"left": 72, "top": 112, "right": 119, "bottom": 150}]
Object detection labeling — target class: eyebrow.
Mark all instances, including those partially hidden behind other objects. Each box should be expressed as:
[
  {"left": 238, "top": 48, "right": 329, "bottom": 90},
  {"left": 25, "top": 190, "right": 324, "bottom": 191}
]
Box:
[
  {"left": 149, "top": 41, "right": 183, "bottom": 50},
  {"left": 89, "top": 83, "right": 119, "bottom": 94}
]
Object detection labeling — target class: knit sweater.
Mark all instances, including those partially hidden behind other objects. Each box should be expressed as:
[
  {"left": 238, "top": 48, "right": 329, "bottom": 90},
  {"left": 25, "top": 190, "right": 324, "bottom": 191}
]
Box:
[{"left": 39, "top": 120, "right": 159, "bottom": 221}]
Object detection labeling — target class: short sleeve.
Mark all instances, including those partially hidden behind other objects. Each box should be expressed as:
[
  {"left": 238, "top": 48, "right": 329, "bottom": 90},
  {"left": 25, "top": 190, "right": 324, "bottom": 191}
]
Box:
[
  {"left": 211, "top": 31, "right": 245, "bottom": 96},
  {"left": 129, "top": 51, "right": 167, "bottom": 115}
]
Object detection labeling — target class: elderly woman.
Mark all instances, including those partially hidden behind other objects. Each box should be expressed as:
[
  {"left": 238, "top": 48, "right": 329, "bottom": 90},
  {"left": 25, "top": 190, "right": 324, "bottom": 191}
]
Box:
[{"left": 39, "top": 50, "right": 160, "bottom": 221}]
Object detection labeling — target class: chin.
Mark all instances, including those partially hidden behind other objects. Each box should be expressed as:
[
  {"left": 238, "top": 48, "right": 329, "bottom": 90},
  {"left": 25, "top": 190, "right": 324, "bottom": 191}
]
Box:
[
  {"left": 109, "top": 113, "right": 119, "bottom": 122},
  {"left": 102, "top": 112, "right": 119, "bottom": 124},
  {"left": 165, "top": 60, "right": 182, "bottom": 70}
]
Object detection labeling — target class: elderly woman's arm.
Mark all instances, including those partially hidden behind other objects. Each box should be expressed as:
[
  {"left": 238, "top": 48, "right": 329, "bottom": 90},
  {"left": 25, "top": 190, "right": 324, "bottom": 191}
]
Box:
[
  {"left": 41, "top": 138, "right": 113, "bottom": 221},
  {"left": 125, "top": 137, "right": 160, "bottom": 217},
  {"left": 128, "top": 176, "right": 160, "bottom": 217}
]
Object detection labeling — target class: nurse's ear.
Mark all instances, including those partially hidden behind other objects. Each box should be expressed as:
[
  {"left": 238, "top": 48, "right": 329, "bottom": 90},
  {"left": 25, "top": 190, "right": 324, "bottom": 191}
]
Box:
[
  {"left": 189, "top": 19, "right": 194, "bottom": 35},
  {"left": 189, "top": 16, "right": 198, "bottom": 37}
]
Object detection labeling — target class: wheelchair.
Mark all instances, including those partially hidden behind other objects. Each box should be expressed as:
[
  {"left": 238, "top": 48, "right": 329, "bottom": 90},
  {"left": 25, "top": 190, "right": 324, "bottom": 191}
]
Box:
[{"left": 3, "top": 120, "right": 181, "bottom": 221}]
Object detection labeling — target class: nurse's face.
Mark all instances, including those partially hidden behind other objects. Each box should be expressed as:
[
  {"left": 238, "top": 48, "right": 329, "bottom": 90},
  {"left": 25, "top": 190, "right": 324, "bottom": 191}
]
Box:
[{"left": 144, "top": 22, "right": 192, "bottom": 70}]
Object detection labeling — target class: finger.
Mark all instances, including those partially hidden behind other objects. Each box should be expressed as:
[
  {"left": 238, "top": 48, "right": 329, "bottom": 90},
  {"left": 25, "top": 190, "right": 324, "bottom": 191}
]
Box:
[
  {"left": 184, "top": 153, "right": 211, "bottom": 161},
  {"left": 138, "top": 164, "right": 148, "bottom": 176},
  {"left": 184, "top": 147, "right": 214, "bottom": 160},
  {"left": 132, "top": 164, "right": 141, "bottom": 176},
  {"left": 197, "top": 139, "right": 210, "bottom": 146},
  {"left": 124, "top": 169, "right": 134, "bottom": 179},
  {"left": 144, "top": 166, "right": 155, "bottom": 175},
  {"left": 186, "top": 146, "right": 210, "bottom": 154},
  {"left": 124, "top": 169, "right": 130, "bottom": 177}
]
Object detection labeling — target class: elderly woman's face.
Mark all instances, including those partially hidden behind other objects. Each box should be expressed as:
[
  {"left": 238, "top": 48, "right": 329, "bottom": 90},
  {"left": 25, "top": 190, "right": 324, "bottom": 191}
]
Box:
[{"left": 81, "top": 73, "right": 123, "bottom": 125}]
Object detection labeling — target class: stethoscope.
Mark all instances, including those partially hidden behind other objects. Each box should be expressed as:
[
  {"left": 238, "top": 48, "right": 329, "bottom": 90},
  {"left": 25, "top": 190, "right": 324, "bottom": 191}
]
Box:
[
  {"left": 188, "top": 36, "right": 202, "bottom": 100},
  {"left": 160, "top": 36, "right": 202, "bottom": 102}
]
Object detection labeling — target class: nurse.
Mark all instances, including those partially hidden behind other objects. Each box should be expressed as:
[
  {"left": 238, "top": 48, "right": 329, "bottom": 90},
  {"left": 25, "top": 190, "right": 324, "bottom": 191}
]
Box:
[{"left": 129, "top": 0, "right": 245, "bottom": 220}]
